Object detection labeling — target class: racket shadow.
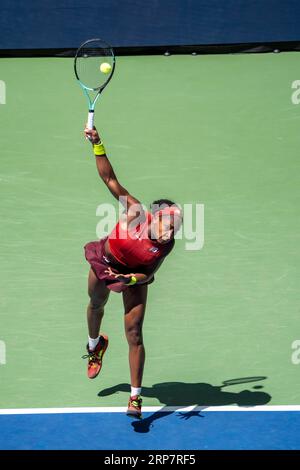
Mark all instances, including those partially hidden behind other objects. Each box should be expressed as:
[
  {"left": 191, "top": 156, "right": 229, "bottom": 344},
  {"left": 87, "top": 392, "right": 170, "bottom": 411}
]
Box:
[{"left": 98, "top": 376, "right": 271, "bottom": 433}]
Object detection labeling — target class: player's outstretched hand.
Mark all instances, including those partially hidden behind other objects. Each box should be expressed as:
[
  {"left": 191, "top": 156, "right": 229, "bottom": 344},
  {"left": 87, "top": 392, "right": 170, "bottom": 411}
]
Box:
[{"left": 84, "top": 125, "right": 101, "bottom": 144}]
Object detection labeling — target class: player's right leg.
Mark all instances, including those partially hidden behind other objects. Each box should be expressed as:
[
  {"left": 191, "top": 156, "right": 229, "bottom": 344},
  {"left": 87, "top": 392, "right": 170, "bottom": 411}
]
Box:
[{"left": 84, "top": 268, "right": 110, "bottom": 379}]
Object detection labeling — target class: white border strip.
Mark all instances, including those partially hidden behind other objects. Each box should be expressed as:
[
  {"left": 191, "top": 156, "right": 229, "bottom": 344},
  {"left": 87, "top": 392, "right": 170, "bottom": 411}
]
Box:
[{"left": 1, "top": 405, "right": 300, "bottom": 415}]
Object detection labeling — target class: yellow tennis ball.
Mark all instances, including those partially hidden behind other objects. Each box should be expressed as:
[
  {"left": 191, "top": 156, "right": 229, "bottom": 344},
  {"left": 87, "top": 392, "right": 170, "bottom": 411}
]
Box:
[{"left": 100, "top": 62, "right": 112, "bottom": 74}]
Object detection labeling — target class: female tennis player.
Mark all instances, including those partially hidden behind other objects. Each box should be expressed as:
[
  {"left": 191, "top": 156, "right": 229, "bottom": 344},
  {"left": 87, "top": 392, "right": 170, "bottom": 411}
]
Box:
[{"left": 83, "top": 125, "right": 182, "bottom": 419}]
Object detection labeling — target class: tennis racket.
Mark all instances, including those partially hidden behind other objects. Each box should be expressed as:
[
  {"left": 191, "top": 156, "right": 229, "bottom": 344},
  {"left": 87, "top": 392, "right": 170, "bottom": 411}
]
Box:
[{"left": 74, "top": 38, "right": 115, "bottom": 136}]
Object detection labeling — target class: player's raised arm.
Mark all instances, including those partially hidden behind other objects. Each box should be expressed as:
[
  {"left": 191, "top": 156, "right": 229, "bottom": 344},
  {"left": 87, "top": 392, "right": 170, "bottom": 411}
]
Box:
[{"left": 84, "top": 126, "right": 144, "bottom": 218}]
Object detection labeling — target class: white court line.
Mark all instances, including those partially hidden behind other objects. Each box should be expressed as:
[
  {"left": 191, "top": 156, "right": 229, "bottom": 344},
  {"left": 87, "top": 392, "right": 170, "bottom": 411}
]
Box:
[{"left": 1, "top": 405, "right": 300, "bottom": 415}]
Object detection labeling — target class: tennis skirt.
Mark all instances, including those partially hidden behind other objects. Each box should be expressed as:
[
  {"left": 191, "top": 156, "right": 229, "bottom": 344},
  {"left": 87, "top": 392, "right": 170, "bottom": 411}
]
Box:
[{"left": 84, "top": 236, "right": 154, "bottom": 293}]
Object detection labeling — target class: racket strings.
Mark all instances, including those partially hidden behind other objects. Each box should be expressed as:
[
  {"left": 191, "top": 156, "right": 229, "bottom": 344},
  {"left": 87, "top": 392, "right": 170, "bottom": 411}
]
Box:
[{"left": 75, "top": 40, "right": 114, "bottom": 90}]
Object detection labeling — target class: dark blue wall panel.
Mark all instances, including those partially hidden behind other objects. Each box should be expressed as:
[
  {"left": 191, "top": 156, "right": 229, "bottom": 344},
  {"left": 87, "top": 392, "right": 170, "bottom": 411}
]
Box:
[{"left": 0, "top": 0, "right": 300, "bottom": 49}]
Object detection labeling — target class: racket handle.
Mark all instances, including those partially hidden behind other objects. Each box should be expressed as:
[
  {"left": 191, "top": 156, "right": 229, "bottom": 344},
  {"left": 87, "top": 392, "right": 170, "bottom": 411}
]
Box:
[
  {"left": 87, "top": 110, "right": 94, "bottom": 130},
  {"left": 86, "top": 110, "right": 94, "bottom": 142}
]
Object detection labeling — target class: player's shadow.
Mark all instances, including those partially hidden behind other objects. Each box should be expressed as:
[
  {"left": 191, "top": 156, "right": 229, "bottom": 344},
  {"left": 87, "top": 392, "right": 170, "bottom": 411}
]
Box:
[{"left": 98, "top": 377, "right": 271, "bottom": 433}]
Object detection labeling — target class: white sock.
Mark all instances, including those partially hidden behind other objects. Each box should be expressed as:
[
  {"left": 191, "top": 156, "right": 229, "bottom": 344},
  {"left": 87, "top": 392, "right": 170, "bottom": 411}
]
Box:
[
  {"left": 88, "top": 336, "right": 100, "bottom": 351},
  {"left": 131, "top": 386, "right": 142, "bottom": 397}
]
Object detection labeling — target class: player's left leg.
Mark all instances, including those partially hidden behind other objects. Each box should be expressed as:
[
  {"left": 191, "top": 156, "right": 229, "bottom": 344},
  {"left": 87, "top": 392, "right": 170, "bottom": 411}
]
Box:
[
  {"left": 122, "top": 283, "right": 148, "bottom": 418},
  {"left": 84, "top": 268, "right": 110, "bottom": 379}
]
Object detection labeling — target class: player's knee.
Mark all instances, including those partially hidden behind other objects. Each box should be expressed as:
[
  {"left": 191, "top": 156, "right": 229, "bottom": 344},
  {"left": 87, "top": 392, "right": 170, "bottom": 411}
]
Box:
[
  {"left": 88, "top": 283, "right": 109, "bottom": 302},
  {"left": 125, "top": 325, "right": 143, "bottom": 346},
  {"left": 89, "top": 298, "right": 105, "bottom": 312},
  {"left": 88, "top": 291, "right": 109, "bottom": 311}
]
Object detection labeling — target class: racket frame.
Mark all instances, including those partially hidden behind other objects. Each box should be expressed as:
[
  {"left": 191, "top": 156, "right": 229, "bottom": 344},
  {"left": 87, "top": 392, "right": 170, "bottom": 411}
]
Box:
[{"left": 74, "top": 38, "right": 116, "bottom": 130}]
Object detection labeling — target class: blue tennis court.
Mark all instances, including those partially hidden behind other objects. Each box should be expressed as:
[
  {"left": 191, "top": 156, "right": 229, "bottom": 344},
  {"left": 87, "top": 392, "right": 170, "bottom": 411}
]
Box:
[
  {"left": 1, "top": 408, "right": 300, "bottom": 450},
  {"left": 1, "top": 0, "right": 300, "bottom": 453}
]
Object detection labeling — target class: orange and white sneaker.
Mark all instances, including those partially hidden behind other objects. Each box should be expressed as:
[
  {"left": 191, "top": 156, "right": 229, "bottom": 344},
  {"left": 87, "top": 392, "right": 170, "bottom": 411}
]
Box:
[
  {"left": 127, "top": 395, "right": 143, "bottom": 419},
  {"left": 83, "top": 335, "right": 109, "bottom": 379}
]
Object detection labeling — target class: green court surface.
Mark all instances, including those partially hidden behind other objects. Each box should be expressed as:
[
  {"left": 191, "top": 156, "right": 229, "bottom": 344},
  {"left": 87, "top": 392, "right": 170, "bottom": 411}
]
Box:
[{"left": 0, "top": 53, "right": 299, "bottom": 409}]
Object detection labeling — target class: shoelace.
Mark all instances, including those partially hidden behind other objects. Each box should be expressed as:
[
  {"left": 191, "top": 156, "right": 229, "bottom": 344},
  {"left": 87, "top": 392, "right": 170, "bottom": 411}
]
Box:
[
  {"left": 81, "top": 351, "right": 100, "bottom": 363},
  {"left": 130, "top": 397, "right": 142, "bottom": 408},
  {"left": 82, "top": 339, "right": 105, "bottom": 362}
]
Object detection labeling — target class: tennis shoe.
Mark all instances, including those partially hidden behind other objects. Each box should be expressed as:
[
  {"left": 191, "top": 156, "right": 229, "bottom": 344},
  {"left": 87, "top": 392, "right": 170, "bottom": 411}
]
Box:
[
  {"left": 82, "top": 335, "right": 108, "bottom": 379},
  {"left": 127, "top": 395, "right": 142, "bottom": 419}
]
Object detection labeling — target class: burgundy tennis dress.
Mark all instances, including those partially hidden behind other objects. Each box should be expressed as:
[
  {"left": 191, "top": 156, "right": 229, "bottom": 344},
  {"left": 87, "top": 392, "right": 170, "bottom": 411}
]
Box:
[{"left": 84, "top": 211, "right": 174, "bottom": 293}]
